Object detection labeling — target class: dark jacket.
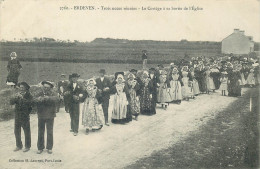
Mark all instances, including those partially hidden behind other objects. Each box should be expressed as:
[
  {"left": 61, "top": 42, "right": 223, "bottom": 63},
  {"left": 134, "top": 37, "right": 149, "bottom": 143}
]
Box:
[
  {"left": 66, "top": 82, "right": 85, "bottom": 114},
  {"left": 66, "top": 82, "right": 85, "bottom": 104},
  {"left": 96, "top": 77, "right": 112, "bottom": 101},
  {"left": 10, "top": 91, "right": 33, "bottom": 121},
  {"left": 34, "top": 90, "right": 59, "bottom": 119},
  {"left": 57, "top": 80, "right": 70, "bottom": 95}
]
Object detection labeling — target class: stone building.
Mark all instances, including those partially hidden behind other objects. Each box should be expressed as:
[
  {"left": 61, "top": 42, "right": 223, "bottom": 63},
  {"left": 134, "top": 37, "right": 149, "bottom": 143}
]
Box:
[{"left": 221, "top": 29, "right": 254, "bottom": 55}]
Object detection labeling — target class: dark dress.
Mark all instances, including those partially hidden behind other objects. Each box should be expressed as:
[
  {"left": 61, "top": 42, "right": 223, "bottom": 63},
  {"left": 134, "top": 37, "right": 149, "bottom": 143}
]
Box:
[
  {"left": 139, "top": 78, "right": 157, "bottom": 115},
  {"left": 210, "top": 70, "right": 221, "bottom": 90},
  {"left": 126, "top": 79, "right": 141, "bottom": 117},
  {"left": 228, "top": 71, "right": 242, "bottom": 97},
  {"left": 196, "top": 69, "right": 206, "bottom": 93},
  {"left": 6, "top": 58, "right": 22, "bottom": 85}
]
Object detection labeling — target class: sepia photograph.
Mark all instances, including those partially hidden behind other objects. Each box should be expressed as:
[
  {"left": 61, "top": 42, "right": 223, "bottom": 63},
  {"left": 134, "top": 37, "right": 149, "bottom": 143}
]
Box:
[{"left": 0, "top": 0, "right": 259, "bottom": 168}]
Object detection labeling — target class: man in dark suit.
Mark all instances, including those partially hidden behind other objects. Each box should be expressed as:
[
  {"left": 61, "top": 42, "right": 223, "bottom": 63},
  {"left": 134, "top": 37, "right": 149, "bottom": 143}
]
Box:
[
  {"left": 10, "top": 82, "right": 33, "bottom": 152},
  {"left": 96, "top": 69, "right": 111, "bottom": 126},
  {"left": 65, "top": 73, "right": 85, "bottom": 136},
  {"left": 34, "top": 81, "right": 59, "bottom": 154}
]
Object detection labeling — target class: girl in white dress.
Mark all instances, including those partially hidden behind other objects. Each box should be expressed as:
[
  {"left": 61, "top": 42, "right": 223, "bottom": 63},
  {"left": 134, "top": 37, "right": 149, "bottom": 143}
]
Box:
[
  {"left": 205, "top": 66, "right": 216, "bottom": 94},
  {"left": 219, "top": 72, "right": 228, "bottom": 96},
  {"left": 169, "top": 68, "right": 182, "bottom": 104},
  {"left": 181, "top": 66, "right": 192, "bottom": 101}
]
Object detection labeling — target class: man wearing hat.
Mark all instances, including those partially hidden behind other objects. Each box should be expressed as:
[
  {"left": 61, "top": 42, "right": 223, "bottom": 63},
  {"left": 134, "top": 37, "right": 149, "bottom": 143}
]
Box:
[
  {"left": 96, "top": 69, "right": 112, "bottom": 126},
  {"left": 6, "top": 52, "right": 22, "bottom": 87},
  {"left": 56, "top": 74, "right": 70, "bottom": 113},
  {"left": 10, "top": 82, "right": 33, "bottom": 152},
  {"left": 34, "top": 81, "right": 59, "bottom": 154},
  {"left": 65, "top": 73, "right": 85, "bottom": 136}
]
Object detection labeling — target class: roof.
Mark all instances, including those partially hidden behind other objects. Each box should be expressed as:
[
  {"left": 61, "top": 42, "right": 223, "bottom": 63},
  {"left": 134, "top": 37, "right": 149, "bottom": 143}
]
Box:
[{"left": 221, "top": 32, "right": 253, "bottom": 42}]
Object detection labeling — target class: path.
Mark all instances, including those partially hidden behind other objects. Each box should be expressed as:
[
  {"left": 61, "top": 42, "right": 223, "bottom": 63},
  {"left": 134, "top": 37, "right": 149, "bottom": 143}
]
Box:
[{"left": 0, "top": 90, "right": 246, "bottom": 169}]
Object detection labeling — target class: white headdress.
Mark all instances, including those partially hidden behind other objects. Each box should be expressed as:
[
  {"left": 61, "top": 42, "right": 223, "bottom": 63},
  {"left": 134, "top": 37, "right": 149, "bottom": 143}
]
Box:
[{"left": 116, "top": 74, "right": 125, "bottom": 82}]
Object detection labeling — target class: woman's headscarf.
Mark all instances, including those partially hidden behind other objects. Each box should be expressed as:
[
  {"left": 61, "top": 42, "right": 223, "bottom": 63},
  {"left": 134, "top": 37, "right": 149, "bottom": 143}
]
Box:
[{"left": 116, "top": 74, "right": 125, "bottom": 82}]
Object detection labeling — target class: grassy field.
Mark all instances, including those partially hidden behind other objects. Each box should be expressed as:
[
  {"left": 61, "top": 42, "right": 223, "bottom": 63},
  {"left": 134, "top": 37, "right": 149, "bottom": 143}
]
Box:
[
  {"left": 0, "top": 40, "right": 222, "bottom": 63},
  {"left": 126, "top": 87, "right": 259, "bottom": 169},
  {"left": 0, "top": 61, "right": 154, "bottom": 120},
  {"left": 0, "top": 61, "right": 158, "bottom": 89}
]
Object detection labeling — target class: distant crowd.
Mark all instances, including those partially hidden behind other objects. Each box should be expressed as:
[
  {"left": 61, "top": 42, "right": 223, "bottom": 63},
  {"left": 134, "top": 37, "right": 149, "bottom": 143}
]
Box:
[{"left": 6, "top": 51, "right": 259, "bottom": 154}]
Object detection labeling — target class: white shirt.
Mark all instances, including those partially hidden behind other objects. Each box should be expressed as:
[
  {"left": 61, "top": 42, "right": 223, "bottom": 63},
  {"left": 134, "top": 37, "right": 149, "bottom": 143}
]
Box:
[
  {"left": 73, "top": 83, "right": 77, "bottom": 90},
  {"left": 100, "top": 77, "right": 104, "bottom": 82}
]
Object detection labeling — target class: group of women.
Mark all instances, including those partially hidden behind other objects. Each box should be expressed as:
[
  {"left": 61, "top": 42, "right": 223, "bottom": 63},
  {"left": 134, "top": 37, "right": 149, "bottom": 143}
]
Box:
[{"left": 78, "top": 55, "right": 259, "bottom": 133}]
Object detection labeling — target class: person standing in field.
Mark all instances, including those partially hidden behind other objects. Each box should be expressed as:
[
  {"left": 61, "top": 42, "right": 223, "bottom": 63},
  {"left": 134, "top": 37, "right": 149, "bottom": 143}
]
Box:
[
  {"left": 96, "top": 69, "right": 112, "bottom": 126},
  {"left": 34, "top": 81, "right": 59, "bottom": 154},
  {"left": 64, "top": 73, "right": 85, "bottom": 136},
  {"left": 142, "top": 50, "right": 148, "bottom": 70},
  {"left": 6, "top": 52, "right": 22, "bottom": 87},
  {"left": 10, "top": 82, "right": 33, "bottom": 153}
]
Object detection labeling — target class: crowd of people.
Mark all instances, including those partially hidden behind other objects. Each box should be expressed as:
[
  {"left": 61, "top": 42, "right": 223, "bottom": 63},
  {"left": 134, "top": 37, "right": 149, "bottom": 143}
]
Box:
[{"left": 7, "top": 51, "right": 259, "bottom": 154}]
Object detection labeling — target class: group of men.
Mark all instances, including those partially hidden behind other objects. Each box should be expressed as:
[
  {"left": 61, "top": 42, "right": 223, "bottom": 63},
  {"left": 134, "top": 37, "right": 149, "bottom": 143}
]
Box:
[{"left": 10, "top": 69, "right": 112, "bottom": 154}]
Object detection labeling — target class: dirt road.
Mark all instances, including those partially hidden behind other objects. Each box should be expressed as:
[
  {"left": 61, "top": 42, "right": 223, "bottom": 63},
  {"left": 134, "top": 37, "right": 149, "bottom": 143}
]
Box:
[{"left": 0, "top": 90, "right": 244, "bottom": 169}]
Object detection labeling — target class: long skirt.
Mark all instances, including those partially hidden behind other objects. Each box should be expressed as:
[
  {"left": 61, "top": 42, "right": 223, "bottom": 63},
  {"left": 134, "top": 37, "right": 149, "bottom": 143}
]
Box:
[
  {"left": 241, "top": 73, "right": 247, "bottom": 86},
  {"left": 111, "top": 93, "right": 131, "bottom": 123},
  {"left": 228, "top": 81, "right": 241, "bottom": 97},
  {"left": 192, "top": 80, "right": 200, "bottom": 95},
  {"left": 6, "top": 71, "right": 20, "bottom": 85},
  {"left": 82, "top": 98, "right": 105, "bottom": 128},
  {"left": 140, "top": 87, "right": 156, "bottom": 115},
  {"left": 157, "top": 87, "right": 171, "bottom": 103},
  {"left": 169, "top": 81, "right": 182, "bottom": 101},
  {"left": 247, "top": 73, "right": 255, "bottom": 85},
  {"left": 129, "top": 89, "right": 140, "bottom": 117},
  {"left": 182, "top": 85, "right": 192, "bottom": 98},
  {"left": 206, "top": 77, "right": 215, "bottom": 91}
]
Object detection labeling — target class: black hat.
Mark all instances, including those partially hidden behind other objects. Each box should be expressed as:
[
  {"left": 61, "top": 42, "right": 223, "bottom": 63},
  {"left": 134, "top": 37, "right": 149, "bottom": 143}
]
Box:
[
  {"left": 158, "top": 64, "right": 164, "bottom": 68},
  {"left": 71, "top": 73, "right": 80, "bottom": 78},
  {"left": 18, "top": 82, "right": 30, "bottom": 90},
  {"left": 149, "top": 68, "right": 156, "bottom": 72},
  {"left": 99, "top": 69, "right": 106, "bottom": 74},
  {"left": 115, "top": 72, "right": 124, "bottom": 79},
  {"left": 129, "top": 69, "right": 138, "bottom": 73},
  {"left": 41, "top": 81, "right": 54, "bottom": 88}
]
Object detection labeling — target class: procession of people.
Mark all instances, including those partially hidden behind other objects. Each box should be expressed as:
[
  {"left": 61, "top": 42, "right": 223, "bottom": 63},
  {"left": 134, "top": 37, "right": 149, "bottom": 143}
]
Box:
[{"left": 7, "top": 51, "right": 260, "bottom": 154}]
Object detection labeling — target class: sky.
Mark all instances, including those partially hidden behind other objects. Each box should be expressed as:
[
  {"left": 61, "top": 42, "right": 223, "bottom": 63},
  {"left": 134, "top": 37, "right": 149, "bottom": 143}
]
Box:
[{"left": 0, "top": 0, "right": 260, "bottom": 42}]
